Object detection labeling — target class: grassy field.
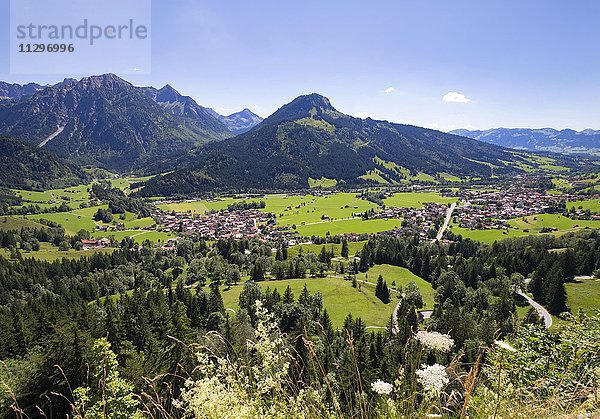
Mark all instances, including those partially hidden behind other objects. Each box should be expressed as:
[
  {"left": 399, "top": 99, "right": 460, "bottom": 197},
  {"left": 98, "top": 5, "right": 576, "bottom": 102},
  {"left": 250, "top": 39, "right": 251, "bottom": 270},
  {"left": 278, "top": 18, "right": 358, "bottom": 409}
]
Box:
[
  {"left": 448, "top": 226, "right": 528, "bottom": 244},
  {"left": 156, "top": 199, "right": 235, "bottom": 214},
  {"left": 567, "top": 198, "right": 600, "bottom": 213},
  {"left": 439, "top": 173, "right": 462, "bottom": 182},
  {"left": 0, "top": 242, "right": 113, "bottom": 262},
  {"left": 355, "top": 264, "right": 435, "bottom": 309},
  {"left": 295, "top": 218, "right": 400, "bottom": 237},
  {"left": 308, "top": 177, "right": 338, "bottom": 188},
  {"left": 220, "top": 276, "right": 399, "bottom": 328},
  {"left": 11, "top": 184, "right": 92, "bottom": 210},
  {"left": 451, "top": 214, "right": 600, "bottom": 244},
  {"left": 92, "top": 230, "right": 175, "bottom": 243},
  {"left": 0, "top": 216, "right": 47, "bottom": 231},
  {"left": 508, "top": 214, "right": 600, "bottom": 232},
  {"left": 24, "top": 206, "right": 107, "bottom": 234},
  {"left": 565, "top": 279, "right": 600, "bottom": 314},
  {"left": 287, "top": 240, "right": 367, "bottom": 259},
  {"left": 383, "top": 192, "right": 457, "bottom": 208}
]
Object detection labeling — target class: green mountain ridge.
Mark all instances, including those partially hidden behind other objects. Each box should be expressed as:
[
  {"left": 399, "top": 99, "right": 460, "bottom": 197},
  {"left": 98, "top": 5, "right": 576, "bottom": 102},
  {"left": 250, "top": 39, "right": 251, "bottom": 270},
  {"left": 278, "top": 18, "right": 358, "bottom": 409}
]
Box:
[
  {"left": 0, "top": 136, "right": 90, "bottom": 190},
  {"left": 141, "top": 93, "right": 570, "bottom": 195}
]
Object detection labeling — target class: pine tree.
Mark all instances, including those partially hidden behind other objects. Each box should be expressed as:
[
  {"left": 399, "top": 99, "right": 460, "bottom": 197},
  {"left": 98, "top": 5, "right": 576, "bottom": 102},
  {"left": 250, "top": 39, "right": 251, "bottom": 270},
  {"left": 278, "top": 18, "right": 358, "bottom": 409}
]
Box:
[
  {"left": 341, "top": 238, "right": 349, "bottom": 258},
  {"left": 283, "top": 285, "right": 295, "bottom": 304},
  {"left": 545, "top": 261, "right": 567, "bottom": 314},
  {"left": 208, "top": 282, "right": 225, "bottom": 314}
]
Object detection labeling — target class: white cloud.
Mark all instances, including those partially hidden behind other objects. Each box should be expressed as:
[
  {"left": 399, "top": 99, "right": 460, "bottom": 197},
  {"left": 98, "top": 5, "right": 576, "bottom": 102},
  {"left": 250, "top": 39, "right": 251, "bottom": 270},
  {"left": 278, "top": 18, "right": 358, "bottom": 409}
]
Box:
[
  {"left": 354, "top": 112, "right": 371, "bottom": 119},
  {"left": 250, "top": 104, "right": 259, "bottom": 110},
  {"left": 427, "top": 123, "right": 440, "bottom": 129},
  {"left": 443, "top": 91, "right": 471, "bottom": 103},
  {"left": 383, "top": 87, "right": 395, "bottom": 94}
]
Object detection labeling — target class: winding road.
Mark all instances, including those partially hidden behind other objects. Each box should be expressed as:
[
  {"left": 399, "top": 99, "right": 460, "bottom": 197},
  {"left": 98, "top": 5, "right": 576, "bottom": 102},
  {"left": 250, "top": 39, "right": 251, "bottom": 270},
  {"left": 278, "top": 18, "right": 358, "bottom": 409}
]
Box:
[{"left": 516, "top": 287, "right": 552, "bottom": 328}]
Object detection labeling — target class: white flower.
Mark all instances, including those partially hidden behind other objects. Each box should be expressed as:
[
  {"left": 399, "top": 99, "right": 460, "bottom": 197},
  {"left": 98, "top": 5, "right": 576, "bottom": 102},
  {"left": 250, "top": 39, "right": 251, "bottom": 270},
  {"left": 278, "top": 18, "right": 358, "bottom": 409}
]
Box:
[
  {"left": 416, "top": 364, "right": 449, "bottom": 393},
  {"left": 371, "top": 379, "right": 393, "bottom": 395},
  {"left": 494, "top": 340, "right": 516, "bottom": 352},
  {"left": 416, "top": 330, "right": 454, "bottom": 352}
]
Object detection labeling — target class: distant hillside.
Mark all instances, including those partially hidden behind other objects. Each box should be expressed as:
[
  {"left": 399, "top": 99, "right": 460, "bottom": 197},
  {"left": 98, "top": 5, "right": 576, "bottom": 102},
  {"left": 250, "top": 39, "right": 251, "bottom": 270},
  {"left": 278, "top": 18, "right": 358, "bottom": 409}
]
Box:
[
  {"left": 451, "top": 128, "right": 600, "bottom": 155},
  {"left": 141, "top": 93, "right": 566, "bottom": 196},
  {"left": 0, "top": 74, "right": 231, "bottom": 172},
  {"left": 208, "top": 108, "right": 264, "bottom": 135},
  {"left": 0, "top": 136, "right": 89, "bottom": 190}
]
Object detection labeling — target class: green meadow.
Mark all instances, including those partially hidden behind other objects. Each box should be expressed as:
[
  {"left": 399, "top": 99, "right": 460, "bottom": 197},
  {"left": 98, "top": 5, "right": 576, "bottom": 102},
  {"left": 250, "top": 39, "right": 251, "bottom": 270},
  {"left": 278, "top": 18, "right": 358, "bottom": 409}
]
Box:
[
  {"left": 567, "top": 198, "right": 600, "bottom": 213},
  {"left": 450, "top": 213, "right": 600, "bottom": 244},
  {"left": 355, "top": 264, "right": 435, "bottom": 309},
  {"left": 219, "top": 275, "right": 399, "bottom": 328},
  {"left": 383, "top": 192, "right": 457, "bottom": 208},
  {"left": 565, "top": 279, "right": 600, "bottom": 314},
  {"left": 0, "top": 242, "right": 113, "bottom": 262},
  {"left": 287, "top": 240, "right": 367, "bottom": 259},
  {"left": 295, "top": 218, "right": 400, "bottom": 237}
]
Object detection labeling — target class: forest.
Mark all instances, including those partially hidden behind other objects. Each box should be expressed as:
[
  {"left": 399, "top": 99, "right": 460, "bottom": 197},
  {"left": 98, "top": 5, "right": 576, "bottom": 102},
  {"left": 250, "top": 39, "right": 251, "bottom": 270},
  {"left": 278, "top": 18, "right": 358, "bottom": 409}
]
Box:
[{"left": 0, "top": 228, "right": 598, "bottom": 417}]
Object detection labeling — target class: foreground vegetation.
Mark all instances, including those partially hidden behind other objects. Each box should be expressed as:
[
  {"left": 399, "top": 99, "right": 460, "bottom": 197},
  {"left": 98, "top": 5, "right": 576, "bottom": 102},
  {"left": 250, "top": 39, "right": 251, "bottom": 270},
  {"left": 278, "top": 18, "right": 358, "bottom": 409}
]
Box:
[{"left": 0, "top": 228, "right": 598, "bottom": 417}]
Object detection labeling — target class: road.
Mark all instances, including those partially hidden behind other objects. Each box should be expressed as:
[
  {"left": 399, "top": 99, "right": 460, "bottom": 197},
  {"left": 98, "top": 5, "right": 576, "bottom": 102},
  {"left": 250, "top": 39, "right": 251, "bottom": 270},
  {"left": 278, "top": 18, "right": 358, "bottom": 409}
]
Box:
[
  {"left": 436, "top": 202, "right": 457, "bottom": 240},
  {"left": 516, "top": 287, "right": 553, "bottom": 329}
]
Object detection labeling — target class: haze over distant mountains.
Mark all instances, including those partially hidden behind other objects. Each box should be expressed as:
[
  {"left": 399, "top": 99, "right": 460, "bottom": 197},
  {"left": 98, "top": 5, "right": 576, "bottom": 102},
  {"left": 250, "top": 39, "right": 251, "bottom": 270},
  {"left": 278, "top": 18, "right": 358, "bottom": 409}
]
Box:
[
  {"left": 451, "top": 128, "right": 600, "bottom": 156},
  {"left": 207, "top": 107, "right": 264, "bottom": 135}
]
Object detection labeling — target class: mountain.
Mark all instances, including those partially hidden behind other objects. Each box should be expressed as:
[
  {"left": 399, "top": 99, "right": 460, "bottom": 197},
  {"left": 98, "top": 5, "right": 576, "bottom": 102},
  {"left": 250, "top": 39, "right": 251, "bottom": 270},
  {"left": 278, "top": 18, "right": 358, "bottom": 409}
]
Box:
[
  {"left": 0, "top": 74, "right": 232, "bottom": 172},
  {"left": 0, "top": 136, "right": 89, "bottom": 190},
  {"left": 141, "top": 85, "right": 232, "bottom": 137},
  {"left": 209, "top": 108, "right": 263, "bottom": 135},
  {"left": 141, "top": 93, "right": 561, "bottom": 195},
  {"left": 0, "top": 82, "right": 45, "bottom": 102},
  {"left": 451, "top": 128, "right": 600, "bottom": 155}
]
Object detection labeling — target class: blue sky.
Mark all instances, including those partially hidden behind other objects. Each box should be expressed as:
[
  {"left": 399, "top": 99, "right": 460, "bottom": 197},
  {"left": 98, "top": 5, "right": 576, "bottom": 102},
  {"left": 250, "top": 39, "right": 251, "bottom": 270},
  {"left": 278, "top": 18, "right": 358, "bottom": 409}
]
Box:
[{"left": 1, "top": 0, "right": 599, "bottom": 131}]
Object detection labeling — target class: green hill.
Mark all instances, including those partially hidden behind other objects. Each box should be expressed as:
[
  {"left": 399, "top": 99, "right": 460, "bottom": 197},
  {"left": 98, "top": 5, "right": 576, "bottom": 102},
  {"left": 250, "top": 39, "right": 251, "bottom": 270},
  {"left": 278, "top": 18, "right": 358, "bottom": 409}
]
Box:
[
  {"left": 142, "top": 93, "right": 574, "bottom": 195},
  {"left": 0, "top": 136, "right": 89, "bottom": 190}
]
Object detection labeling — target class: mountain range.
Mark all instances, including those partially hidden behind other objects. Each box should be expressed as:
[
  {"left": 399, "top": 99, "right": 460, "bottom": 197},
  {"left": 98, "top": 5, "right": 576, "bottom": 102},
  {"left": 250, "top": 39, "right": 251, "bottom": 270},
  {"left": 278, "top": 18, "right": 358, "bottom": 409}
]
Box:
[
  {"left": 140, "top": 93, "right": 575, "bottom": 195},
  {"left": 0, "top": 81, "right": 45, "bottom": 102},
  {"left": 0, "top": 74, "right": 591, "bottom": 194},
  {"left": 451, "top": 128, "right": 600, "bottom": 156},
  {"left": 0, "top": 75, "right": 263, "bottom": 172},
  {"left": 207, "top": 107, "right": 264, "bottom": 135}
]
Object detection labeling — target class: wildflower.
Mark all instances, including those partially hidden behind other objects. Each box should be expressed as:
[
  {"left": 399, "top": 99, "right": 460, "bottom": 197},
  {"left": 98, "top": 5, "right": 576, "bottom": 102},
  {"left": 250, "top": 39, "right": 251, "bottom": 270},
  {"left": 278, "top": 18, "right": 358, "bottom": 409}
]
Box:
[
  {"left": 371, "top": 379, "right": 393, "bottom": 395},
  {"left": 416, "top": 364, "right": 449, "bottom": 393},
  {"left": 494, "top": 340, "right": 516, "bottom": 352},
  {"left": 416, "top": 330, "right": 454, "bottom": 352}
]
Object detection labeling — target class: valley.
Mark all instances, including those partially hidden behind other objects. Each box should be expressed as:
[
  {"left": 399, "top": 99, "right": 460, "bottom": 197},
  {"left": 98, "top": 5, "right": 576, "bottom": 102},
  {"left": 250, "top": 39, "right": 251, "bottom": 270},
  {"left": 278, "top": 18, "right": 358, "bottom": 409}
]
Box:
[{"left": 0, "top": 74, "right": 599, "bottom": 419}]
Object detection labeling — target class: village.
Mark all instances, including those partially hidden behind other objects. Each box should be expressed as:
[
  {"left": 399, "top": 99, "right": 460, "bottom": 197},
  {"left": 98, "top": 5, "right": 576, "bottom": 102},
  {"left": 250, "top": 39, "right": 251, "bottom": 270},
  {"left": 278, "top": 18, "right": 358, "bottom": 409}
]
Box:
[
  {"left": 453, "top": 187, "right": 600, "bottom": 230},
  {"left": 80, "top": 185, "right": 599, "bottom": 250}
]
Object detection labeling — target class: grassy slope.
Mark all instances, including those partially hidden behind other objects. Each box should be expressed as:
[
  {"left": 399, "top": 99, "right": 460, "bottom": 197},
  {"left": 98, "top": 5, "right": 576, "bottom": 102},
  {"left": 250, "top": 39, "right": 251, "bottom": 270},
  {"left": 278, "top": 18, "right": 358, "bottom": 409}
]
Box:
[
  {"left": 220, "top": 276, "right": 399, "bottom": 328},
  {"left": 565, "top": 279, "right": 600, "bottom": 314},
  {"left": 355, "top": 264, "right": 435, "bottom": 309},
  {"left": 0, "top": 242, "right": 113, "bottom": 262}
]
